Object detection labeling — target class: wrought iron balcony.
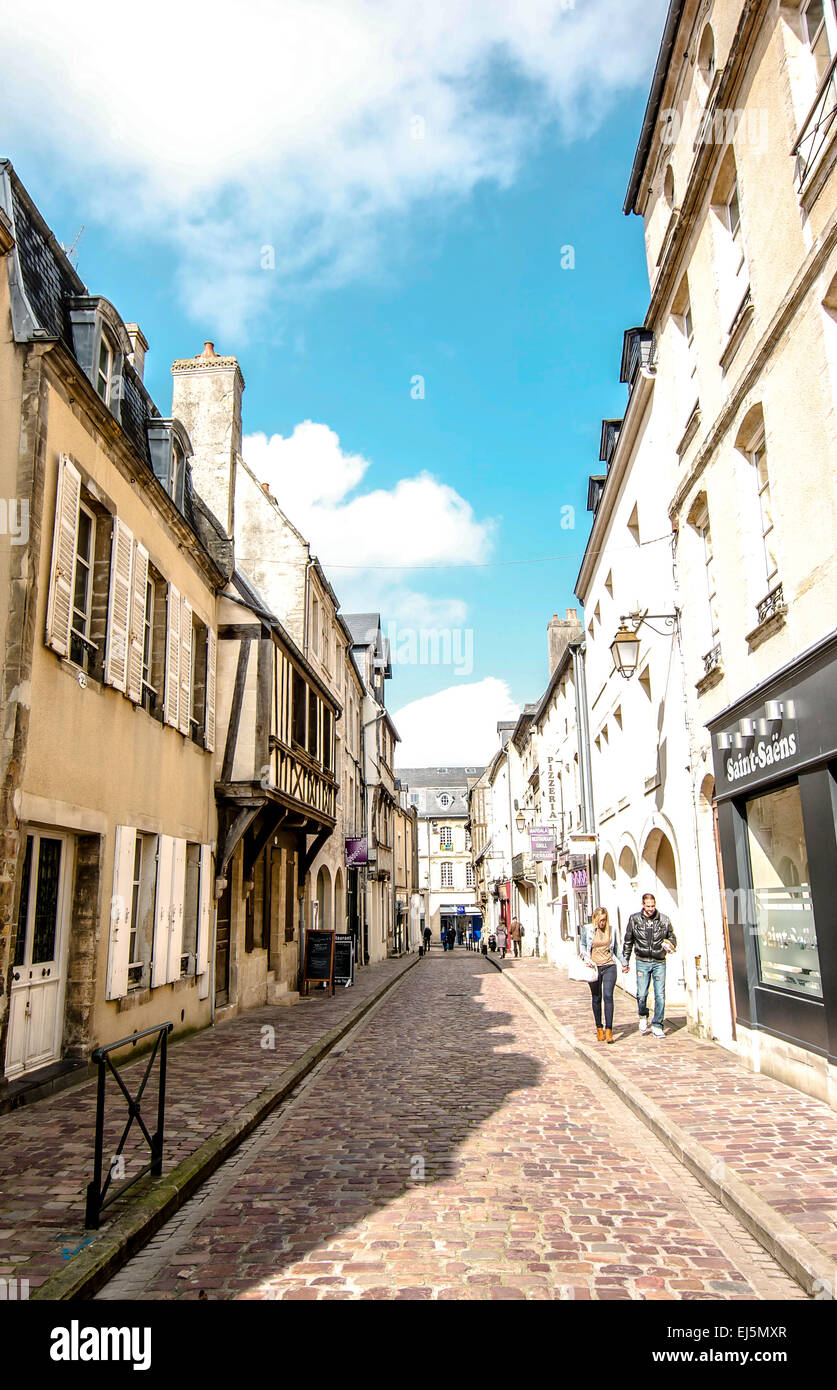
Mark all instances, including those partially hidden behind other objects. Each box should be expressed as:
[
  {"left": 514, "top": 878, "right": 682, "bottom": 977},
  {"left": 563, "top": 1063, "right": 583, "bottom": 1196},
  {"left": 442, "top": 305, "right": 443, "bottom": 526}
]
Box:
[
  {"left": 756, "top": 583, "right": 785, "bottom": 627},
  {"left": 793, "top": 55, "right": 837, "bottom": 191},
  {"left": 702, "top": 643, "right": 722, "bottom": 677}
]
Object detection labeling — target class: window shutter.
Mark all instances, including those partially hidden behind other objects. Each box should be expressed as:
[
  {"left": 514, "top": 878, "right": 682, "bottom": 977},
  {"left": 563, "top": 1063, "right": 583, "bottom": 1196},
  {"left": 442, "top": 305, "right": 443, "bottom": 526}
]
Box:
[
  {"left": 164, "top": 584, "right": 181, "bottom": 727},
  {"left": 127, "top": 543, "right": 149, "bottom": 704},
  {"left": 179, "top": 595, "right": 193, "bottom": 736},
  {"left": 151, "top": 834, "right": 174, "bottom": 988},
  {"left": 45, "top": 454, "right": 81, "bottom": 657},
  {"left": 106, "top": 825, "right": 136, "bottom": 1000},
  {"left": 167, "top": 837, "right": 187, "bottom": 983},
  {"left": 204, "top": 628, "right": 217, "bottom": 753},
  {"left": 104, "top": 517, "right": 134, "bottom": 691}
]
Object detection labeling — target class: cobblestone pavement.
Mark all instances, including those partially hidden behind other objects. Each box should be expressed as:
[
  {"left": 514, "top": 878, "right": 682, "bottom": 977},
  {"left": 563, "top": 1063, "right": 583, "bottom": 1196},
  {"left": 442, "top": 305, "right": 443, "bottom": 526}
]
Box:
[
  {"left": 492, "top": 956, "right": 837, "bottom": 1267},
  {"left": 0, "top": 958, "right": 408, "bottom": 1289},
  {"left": 98, "top": 952, "right": 805, "bottom": 1301}
]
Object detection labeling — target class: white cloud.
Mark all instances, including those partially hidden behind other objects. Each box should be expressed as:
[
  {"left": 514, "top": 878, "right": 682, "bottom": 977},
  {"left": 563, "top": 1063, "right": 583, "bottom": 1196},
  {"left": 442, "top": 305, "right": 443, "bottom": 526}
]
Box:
[
  {"left": 393, "top": 678, "right": 519, "bottom": 766},
  {"left": 0, "top": 0, "right": 666, "bottom": 333},
  {"left": 244, "top": 423, "right": 494, "bottom": 569}
]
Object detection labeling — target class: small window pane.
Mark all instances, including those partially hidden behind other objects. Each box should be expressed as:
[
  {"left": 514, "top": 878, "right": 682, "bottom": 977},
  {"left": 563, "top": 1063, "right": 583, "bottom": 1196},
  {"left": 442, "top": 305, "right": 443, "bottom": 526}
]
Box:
[{"left": 31, "top": 837, "right": 62, "bottom": 964}]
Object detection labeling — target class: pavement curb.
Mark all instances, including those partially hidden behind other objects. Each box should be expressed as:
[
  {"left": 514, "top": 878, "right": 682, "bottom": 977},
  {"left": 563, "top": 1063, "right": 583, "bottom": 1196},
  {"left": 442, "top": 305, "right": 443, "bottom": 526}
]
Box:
[
  {"left": 33, "top": 955, "right": 419, "bottom": 1302},
  {"left": 489, "top": 957, "right": 834, "bottom": 1299}
]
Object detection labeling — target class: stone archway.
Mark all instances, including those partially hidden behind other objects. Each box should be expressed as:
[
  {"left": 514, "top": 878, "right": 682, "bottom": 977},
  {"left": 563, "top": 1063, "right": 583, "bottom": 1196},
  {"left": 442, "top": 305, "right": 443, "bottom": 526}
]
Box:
[
  {"left": 640, "top": 827, "right": 679, "bottom": 920},
  {"left": 334, "top": 868, "right": 345, "bottom": 929},
  {"left": 316, "top": 865, "right": 332, "bottom": 931}
]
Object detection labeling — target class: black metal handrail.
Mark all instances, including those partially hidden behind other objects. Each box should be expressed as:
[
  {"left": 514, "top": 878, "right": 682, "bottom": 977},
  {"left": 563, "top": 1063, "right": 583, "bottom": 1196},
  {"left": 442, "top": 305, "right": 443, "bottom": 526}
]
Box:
[{"left": 84, "top": 1021, "right": 173, "bottom": 1230}]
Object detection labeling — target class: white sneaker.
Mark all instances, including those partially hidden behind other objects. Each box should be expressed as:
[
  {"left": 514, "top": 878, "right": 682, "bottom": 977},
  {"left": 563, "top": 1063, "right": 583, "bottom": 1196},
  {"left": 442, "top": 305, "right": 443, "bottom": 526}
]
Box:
[
  {"left": 638, "top": 1017, "right": 648, "bottom": 1035},
  {"left": 651, "top": 1025, "right": 665, "bottom": 1039}
]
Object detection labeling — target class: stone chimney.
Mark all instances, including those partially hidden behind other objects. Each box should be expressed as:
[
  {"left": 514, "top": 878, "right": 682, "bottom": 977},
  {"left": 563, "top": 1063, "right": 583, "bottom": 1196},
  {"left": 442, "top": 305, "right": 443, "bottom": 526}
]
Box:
[
  {"left": 171, "top": 342, "right": 244, "bottom": 538},
  {"left": 124, "top": 324, "right": 149, "bottom": 382},
  {"left": 548, "top": 608, "right": 582, "bottom": 675}
]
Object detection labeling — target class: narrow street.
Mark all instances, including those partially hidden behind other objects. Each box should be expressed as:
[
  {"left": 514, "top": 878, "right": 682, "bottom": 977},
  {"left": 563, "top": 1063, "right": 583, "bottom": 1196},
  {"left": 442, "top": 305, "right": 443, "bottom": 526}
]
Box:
[{"left": 97, "top": 954, "right": 804, "bottom": 1302}]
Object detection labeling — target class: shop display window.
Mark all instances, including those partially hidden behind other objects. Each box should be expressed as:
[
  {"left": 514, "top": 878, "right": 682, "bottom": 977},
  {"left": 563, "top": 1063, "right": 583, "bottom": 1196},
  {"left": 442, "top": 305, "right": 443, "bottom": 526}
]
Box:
[{"left": 745, "top": 782, "right": 822, "bottom": 997}]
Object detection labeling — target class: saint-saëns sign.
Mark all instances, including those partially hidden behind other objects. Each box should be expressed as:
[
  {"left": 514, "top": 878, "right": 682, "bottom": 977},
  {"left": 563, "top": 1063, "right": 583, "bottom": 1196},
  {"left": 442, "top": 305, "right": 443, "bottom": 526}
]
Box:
[{"left": 724, "top": 730, "right": 798, "bottom": 783}]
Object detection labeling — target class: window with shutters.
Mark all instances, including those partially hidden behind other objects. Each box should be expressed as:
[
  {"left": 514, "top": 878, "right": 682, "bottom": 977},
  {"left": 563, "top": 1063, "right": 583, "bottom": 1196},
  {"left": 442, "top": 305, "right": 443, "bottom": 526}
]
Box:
[
  {"left": 128, "top": 832, "right": 158, "bottom": 990},
  {"left": 140, "top": 565, "right": 166, "bottom": 716},
  {"left": 190, "top": 614, "right": 208, "bottom": 745},
  {"left": 46, "top": 458, "right": 111, "bottom": 679}
]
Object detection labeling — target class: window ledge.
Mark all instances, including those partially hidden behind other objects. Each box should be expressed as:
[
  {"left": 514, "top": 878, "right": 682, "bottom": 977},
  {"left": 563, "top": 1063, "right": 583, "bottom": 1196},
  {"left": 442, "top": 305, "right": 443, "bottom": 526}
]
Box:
[
  {"left": 746, "top": 604, "right": 788, "bottom": 652},
  {"left": 599, "top": 806, "right": 615, "bottom": 823},
  {"left": 644, "top": 773, "right": 661, "bottom": 794},
  {"left": 676, "top": 401, "right": 701, "bottom": 459},
  {"left": 696, "top": 664, "right": 724, "bottom": 697},
  {"left": 720, "top": 291, "right": 754, "bottom": 375}
]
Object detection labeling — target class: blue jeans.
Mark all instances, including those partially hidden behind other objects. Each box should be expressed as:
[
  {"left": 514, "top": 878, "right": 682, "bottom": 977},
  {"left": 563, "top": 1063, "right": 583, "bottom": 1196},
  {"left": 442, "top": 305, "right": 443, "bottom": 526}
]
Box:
[
  {"left": 635, "top": 959, "right": 666, "bottom": 1027},
  {"left": 588, "top": 962, "right": 617, "bottom": 1029}
]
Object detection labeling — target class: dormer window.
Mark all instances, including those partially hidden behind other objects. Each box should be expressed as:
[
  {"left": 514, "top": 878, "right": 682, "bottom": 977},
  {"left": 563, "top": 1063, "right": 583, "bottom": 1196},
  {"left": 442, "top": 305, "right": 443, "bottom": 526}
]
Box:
[
  {"left": 146, "top": 420, "right": 192, "bottom": 512},
  {"left": 67, "top": 296, "right": 130, "bottom": 423},
  {"left": 97, "top": 330, "right": 115, "bottom": 403}
]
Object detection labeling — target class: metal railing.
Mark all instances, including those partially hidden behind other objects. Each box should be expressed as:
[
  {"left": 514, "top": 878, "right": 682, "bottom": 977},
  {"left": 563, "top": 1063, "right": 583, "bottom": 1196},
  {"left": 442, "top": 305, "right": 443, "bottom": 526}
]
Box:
[
  {"left": 793, "top": 53, "right": 837, "bottom": 190},
  {"left": 85, "top": 1021, "right": 173, "bottom": 1230},
  {"left": 702, "top": 643, "right": 723, "bottom": 676},
  {"left": 756, "top": 583, "right": 785, "bottom": 627}
]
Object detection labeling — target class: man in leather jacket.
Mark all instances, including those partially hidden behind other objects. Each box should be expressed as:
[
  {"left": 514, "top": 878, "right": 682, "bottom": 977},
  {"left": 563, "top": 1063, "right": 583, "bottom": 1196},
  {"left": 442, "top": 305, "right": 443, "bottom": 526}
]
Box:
[{"left": 621, "top": 893, "right": 677, "bottom": 1038}]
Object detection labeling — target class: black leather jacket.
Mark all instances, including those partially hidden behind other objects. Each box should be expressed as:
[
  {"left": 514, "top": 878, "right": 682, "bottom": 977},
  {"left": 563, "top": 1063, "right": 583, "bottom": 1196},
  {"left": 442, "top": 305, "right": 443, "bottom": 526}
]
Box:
[{"left": 623, "top": 910, "right": 676, "bottom": 963}]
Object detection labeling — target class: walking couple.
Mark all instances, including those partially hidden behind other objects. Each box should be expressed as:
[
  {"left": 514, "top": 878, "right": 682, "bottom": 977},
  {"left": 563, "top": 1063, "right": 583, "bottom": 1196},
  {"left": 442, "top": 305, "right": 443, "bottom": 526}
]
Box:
[{"left": 580, "top": 894, "right": 676, "bottom": 1044}]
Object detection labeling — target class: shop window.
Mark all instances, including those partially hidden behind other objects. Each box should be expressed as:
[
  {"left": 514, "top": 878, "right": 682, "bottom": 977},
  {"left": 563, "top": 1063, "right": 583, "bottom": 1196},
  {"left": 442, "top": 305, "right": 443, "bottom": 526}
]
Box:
[{"left": 745, "top": 781, "right": 822, "bottom": 997}]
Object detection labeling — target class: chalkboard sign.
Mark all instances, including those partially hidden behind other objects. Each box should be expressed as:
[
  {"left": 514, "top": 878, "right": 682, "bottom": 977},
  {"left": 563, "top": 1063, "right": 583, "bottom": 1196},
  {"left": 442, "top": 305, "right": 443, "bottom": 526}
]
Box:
[
  {"left": 333, "top": 933, "right": 354, "bottom": 988},
  {"left": 302, "top": 930, "right": 335, "bottom": 996}
]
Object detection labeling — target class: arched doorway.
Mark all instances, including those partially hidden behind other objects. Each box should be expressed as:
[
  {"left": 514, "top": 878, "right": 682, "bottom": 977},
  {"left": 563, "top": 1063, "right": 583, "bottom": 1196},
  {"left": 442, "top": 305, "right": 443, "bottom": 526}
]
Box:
[
  {"left": 641, "top": 828, "right": 679, "bottom": 920},
  {"left": 316, "top": 865, "right": 332, "bottom": 930},
  {"left": 334, "top": 868, "right": 345, "bottom": 929},
  {"left": 601, "top": 851, "right": 619, "bottom": 941}
]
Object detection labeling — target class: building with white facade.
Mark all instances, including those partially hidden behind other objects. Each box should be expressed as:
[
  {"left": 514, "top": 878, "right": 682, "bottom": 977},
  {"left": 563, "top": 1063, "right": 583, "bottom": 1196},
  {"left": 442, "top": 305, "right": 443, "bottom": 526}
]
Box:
[{"left": 400, "top": 768, "right": 483, "bottom": 943}]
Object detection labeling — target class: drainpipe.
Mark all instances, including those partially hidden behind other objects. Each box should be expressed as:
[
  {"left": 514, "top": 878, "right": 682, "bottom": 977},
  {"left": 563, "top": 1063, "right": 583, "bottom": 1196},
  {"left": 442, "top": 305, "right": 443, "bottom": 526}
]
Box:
[{"left": 572, "top": 642, "right": 599, "bottom": 904}]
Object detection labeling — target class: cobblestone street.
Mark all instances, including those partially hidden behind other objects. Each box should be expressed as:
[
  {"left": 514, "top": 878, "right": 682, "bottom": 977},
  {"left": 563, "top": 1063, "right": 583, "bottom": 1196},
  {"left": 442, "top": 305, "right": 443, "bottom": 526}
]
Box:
[{"left": 97, "top": 952, "right": 805, "bottom": 1301}]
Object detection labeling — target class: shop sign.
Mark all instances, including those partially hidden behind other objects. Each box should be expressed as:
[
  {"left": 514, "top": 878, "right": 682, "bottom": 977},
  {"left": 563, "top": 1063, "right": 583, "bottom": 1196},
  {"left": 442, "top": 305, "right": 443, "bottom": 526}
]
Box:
[
  {"left": 712, "top": 696, "right": 802, "bottom": 794},
  {"left": 569, "top": 854, "right": 587, "bottom": 870},
  {"left": 528, "top": 826, "right": 556, "bottom": 861},
  {"left": 345, "top": 836, "right": 368, "bottom": 866}
]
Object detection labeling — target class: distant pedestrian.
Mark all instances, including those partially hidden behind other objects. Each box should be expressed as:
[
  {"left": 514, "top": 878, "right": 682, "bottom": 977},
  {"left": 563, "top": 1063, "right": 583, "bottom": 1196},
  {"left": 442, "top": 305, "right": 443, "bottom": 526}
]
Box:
[
  {"left": 496, "top": 923, "right": 509, "bottom": 958},
  {"left": 622, "top": 893, "right": 677, "bottom": 1039},
  {"left": 510, "top": 917, "right": 523, "bottom": 958},
  {"left": 423, "top": 925, "right": 431, "bottom": 953},
  {"left": 580, "top": 907, "right": 623, "bottom": 1044}
]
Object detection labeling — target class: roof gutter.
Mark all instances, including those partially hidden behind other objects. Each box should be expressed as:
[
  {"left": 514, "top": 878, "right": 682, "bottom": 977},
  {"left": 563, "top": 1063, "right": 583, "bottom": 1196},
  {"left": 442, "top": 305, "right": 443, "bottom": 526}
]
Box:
[{"left": 623, "top": 0, "right": 687, "bottom": 215}]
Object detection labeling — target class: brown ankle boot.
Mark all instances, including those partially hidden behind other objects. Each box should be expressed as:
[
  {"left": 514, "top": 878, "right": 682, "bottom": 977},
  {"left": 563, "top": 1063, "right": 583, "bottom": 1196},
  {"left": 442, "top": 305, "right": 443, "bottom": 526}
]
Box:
[
  {"left": 596, "top": 1027, "right": 604, "bottom": 1042},
  {"left": 605, "top": 1028, "right": 614, "bottom": 1044}
]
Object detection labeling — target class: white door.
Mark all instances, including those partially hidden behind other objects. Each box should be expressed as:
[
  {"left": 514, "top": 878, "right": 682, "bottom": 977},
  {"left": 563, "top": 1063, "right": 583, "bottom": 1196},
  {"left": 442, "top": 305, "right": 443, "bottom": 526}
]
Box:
[{"left": 5, "top": 832, "right": 70, "bottom": 1079}]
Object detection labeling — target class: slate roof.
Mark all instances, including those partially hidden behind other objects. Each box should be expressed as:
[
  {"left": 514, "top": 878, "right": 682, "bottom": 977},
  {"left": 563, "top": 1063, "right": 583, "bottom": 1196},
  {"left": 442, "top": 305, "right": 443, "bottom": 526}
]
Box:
[{"left": 1, "top": 159, "right": 223, "bottom": 569}]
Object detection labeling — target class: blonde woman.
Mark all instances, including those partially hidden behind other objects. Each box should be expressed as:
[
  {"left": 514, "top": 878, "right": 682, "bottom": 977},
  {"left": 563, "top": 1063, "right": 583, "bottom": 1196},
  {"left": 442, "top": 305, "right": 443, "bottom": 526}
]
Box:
[{"left": 580, "top": 908, "right": 624, "bottom": 1044}]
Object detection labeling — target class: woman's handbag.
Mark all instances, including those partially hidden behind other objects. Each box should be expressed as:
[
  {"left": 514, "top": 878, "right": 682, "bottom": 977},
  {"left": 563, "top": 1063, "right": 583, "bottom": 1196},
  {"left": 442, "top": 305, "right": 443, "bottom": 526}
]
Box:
[{"left": 568, "top": 956, "right": 599, "bottom": 984}]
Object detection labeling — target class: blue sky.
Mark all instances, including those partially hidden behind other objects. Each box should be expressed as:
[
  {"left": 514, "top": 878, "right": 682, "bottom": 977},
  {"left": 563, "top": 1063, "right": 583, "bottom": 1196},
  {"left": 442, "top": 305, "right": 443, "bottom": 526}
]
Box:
[{"left": 1, "top": 0, "right": 666, "bottom": 764}]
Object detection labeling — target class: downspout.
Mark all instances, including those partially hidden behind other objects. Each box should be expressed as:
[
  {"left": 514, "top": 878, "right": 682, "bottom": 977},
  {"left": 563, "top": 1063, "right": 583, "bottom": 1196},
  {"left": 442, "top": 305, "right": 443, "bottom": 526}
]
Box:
[{"left": 572, "top": 642, "right": 599, "bottom": 904}]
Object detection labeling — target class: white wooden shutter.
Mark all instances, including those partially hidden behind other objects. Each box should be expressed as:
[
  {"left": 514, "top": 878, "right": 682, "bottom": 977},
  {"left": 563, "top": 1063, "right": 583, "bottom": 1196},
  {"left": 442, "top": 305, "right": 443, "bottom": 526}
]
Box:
[
  {"left": 151, "top": 834, "right": 174, "bottom": 988},
  {"left": 167, "top": 837, "right": 187, "bottom": 982},
  {"left": 104, "top": 517, "right": 134, "bottom": 691},
  {"left": 196, "top": 844, "right": 212, "bottom": 979},
  {"left": 178, "top": 595, "right": 193, "bottom": 736},
  {"left": 204, "top": 628, "right": 217, "bottom": 753},
  {"left": 45, "top": 454, "right": 81, "bottom": 657},
  {"left": 106, "top": 825, "right": 136, "bottom": 999},
  {"left": 163, "top": 584, "right": 181, "bottom": 727},
  {"left": 126, "top": 543, "right": 149, "bottom": 704}
]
